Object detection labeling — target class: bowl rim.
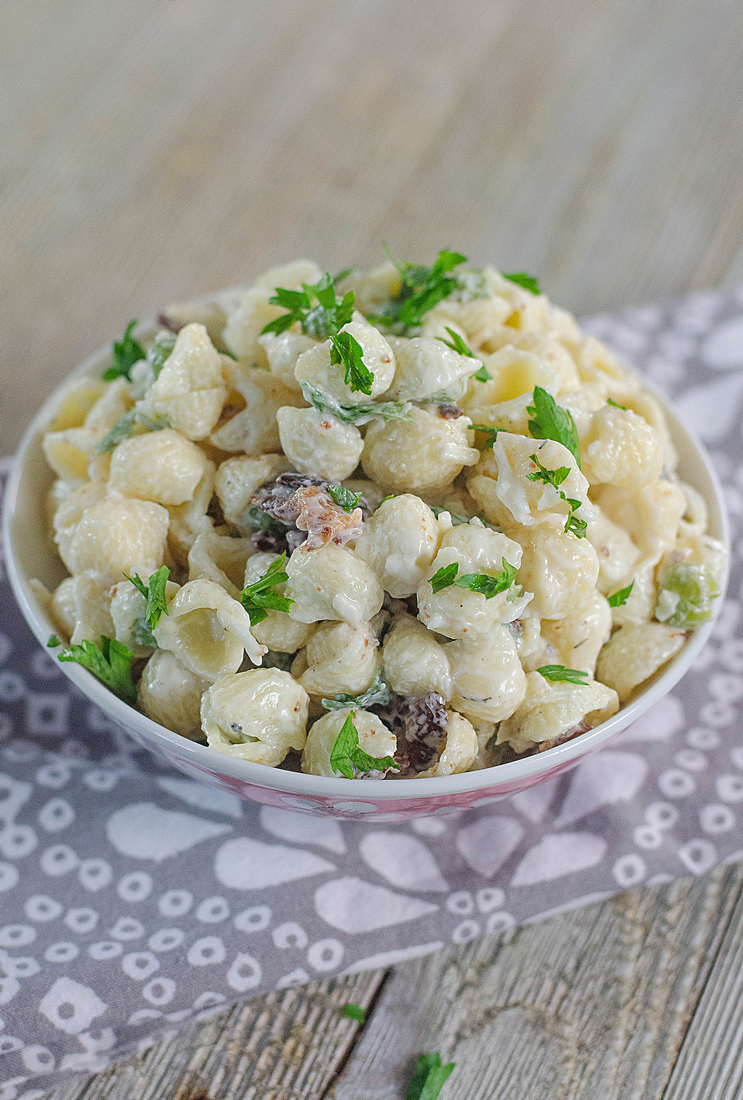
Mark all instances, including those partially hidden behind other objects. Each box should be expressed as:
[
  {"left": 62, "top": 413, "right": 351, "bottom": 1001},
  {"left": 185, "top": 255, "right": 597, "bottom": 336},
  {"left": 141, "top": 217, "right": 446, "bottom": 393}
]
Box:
[{"left": 1, "top": 319, "right": 732, "bottom": 802}]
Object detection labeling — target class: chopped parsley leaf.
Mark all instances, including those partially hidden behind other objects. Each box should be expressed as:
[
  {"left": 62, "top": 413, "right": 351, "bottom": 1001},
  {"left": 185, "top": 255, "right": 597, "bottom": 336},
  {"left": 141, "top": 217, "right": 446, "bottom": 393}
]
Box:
[
  {"left": 327, "top": 484, "right": 362, "bottom": 512},
  {"left": 536, "top": 664, "right": 589, "bottom": 685},
  {"left": 429, "top": 562, "right": 460, "bottom": 593},
  {"left": 240, "top": 553, "right": 293, "bottom": 625},
  {"left": 607, "top": 580, "right": 634, "bottom": 607},
  {"left": 125, "top": 565, "right": 170, "bottom": 630},
  {"left": 606, "top": 397, "right": 627, "bottom": 410},
  {"left": 377, "top": 494, "right": 395, "bottom": 507},
  {"left": 48, "top": 634, "right": 137, "bottom": 705},
  {"left": 329, "top": 712, "right": 400, "bottom": 779},
  {"left": 369, "top": 247, "right": 468, "bottom": 331},
  {"left": 429, "top": 559, "right": 518, "bottom": 599},
  {"left": 103, "top": 321, "right": 145, "bottom": 382},
  {"left": 473, "top": 363, "right": 492, "bottom": 382},
  {"left": 330, "top": 329, "right": 373, "bottom": 395},
  {"left": 471, "top": 424, "right": 503, "bottom": 450},
  {"left": 261, "top": 272, "right": 355, "bottom": 340},
  {"left": 343, "top": 1003, "right": 366, "bottom": 1023},
  {"left": 300, "top": 381, "right": 411, "bottom": 424},
  {"left": 405, "top": 1051, "right": 455, "bottom": 1100},
  {"left": 527, "top": 454, "right": 587, "bottom": 538},
  {"left": 147, "top": 332, "right": 176, "bottom": 379},
  {"left": 332, "top": 266, "right": 354, "bottom": 285},
  {"left": 95, "top": 408, "right": 171, "bottom": 453},
  {"left": 503, "top": 271, "right": 541, "bottom": 295},
  {"left": 322, "top": 668, "right": 392, "bottom": 711},
  {"left": 527, "top": 386, "right": 581, "bottom": 468},
  {"left": 436, "top": 327, "right": 476, "bottom": 358}
]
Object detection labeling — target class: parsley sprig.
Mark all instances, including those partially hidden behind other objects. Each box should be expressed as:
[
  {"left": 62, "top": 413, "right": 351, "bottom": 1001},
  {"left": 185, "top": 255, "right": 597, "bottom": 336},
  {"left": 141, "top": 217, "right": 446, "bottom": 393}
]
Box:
[
  {"left": 369, "top": 247, "right": 468, "bottom": 331},
  {"left": 240, "top": 553, "right": 294, "bottom": 625},
  {"left": 536, "top": 664, "right": 589, "bottom": 685},
  {"left": 437, "top": 327, "right": 475, "bottom": 358},
  {"left": 527, "top": 454, "right": 587, "bottom": 538},
  {"left": 608, "top": 580, "right": 634, "bottom": 607},
  {"left": 503, "top": 271, "right": 541, "bottom": 295},
  {"left": 103, "top": 321, "right": 145, "bottom": 382},
  {"left": 327, "top": 484, "right": 362, "bottom": 513},
  {"left": 527, "top": 386, "right": 581, "bottom": 468},
  {"left": 48, "top": 634, "right": 137, "bottom": 705},
  {"left": 260, "top": 273, "right": 373, "bottom": 395},
  {"left": 300, "top": 381, "right": 411, "bottom": 425},
  {"left": 95, "top": 408, "right": 171, "bottom": 453},
  {"left": 406, "top": 1052, "right": 456, "bottom": 1100},
  {"left": 125, "top": 566, "right": 170, "bottom": 631},
  {"left": 329, "top": 712, "right": 400, "bottom": 779},
  {"left": 429, "top": 558, "right": 519, "bottom": 599},
  {"left": 322, "top": 668, "right": 392, "bottom": 712},
  {"left": 471, "top": 424, "right": 503, "bottom": 451}
]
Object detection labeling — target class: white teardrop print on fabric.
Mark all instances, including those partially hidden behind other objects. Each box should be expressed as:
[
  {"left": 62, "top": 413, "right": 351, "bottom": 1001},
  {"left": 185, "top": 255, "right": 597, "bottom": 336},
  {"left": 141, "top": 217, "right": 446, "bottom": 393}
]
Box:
[
  {"left": 155, "top": 778, "right": 243, "bottom": 819},
  {"left": 455, "top": 816, "right": 525, "bottom": 877},
  {"left": 553, "top": 752, "right": 649, "bottom": 827},
  {"left": 314, "top": 878, "right": 438, "bottom": 932},
  {"left": 105, "top": 804, "right": 231, "bottom": 861},
  {"left": 511, "top": 834, "right": 608, "bottom": 887},
  {"left": 259, "top": 807, "right": 347, "bottom": 854},
  {"left": 673, "top": 373, "right": 743, "bottom": 441},
  {"left": 614, "top": 695, "right": 685, "bottom": 745},
  {"left": 214, "top": 837, "right": 335, "bottom": 890},
  {"left": 510, "top": 777, "right": 561, "bottom": 823},
  {"left": 359, "top": 832, "right": 449, "bottom": 892},
  {"left": 701, "top": 315, "right": 743, "bottom": 369}
]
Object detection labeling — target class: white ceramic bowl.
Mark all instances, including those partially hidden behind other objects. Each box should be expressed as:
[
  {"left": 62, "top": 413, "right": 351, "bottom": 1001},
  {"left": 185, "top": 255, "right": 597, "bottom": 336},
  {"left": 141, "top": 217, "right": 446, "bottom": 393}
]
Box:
[{"left": 2, "top": 324, "right": 730, "bottom": 820}]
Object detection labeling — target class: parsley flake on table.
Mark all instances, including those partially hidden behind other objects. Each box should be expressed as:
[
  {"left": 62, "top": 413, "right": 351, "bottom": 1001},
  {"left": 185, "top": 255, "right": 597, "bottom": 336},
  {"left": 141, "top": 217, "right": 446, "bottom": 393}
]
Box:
[
  {"left": 125, "top": 565, "right": 170, "bottom": 630},
  {"left": 300, "top": 381, "right": 411, "bottom": 424},
  {"left": 436, "top": 327, "right": 476, "bottom": 358},
  {"left": 327, "top": 484, "right": 362, "bottom": 513},
  {"left": 103, "top": 320, "right": 145, "bottom": 382},
  {"left": 47, "top": 634, "right": 137, "bottom": 705},
  {"left": 322, "top": 668, "right": 392, "bottom": 711},
  {"left": 405, "top": 1051, "right": 456, "bottom": 1100},
  {"left": 607, "top": 580, "right": 634, "bottom": 607},
  {"left": 503, "top": 271, "right": 541, "bottom": 295},
  {"left": 369, "top": 247, "right": 468, "bottom": 331},
  {"left": 240, "top": 553, "right": 293, "bottom": 625},
  {"left": 343, "top": 1003, "right": 366, "bottom": 1023},
  {"left": 329, "top": 712, "right": 400, "bottom": 779},
  {"left": 527, "top": 385, "right": 581, "bottom": 468},
  {"left": 536, "top": 664, "right": 590, "bottom": 685}
]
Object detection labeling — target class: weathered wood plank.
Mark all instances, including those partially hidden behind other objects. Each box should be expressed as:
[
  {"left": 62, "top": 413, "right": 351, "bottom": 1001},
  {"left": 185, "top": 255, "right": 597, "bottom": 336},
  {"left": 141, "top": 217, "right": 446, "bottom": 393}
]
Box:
[
  {"left": 42, "top": 969, "right": 386, "bottom": 1100},
  {"left": 330, "top": 865, "right": 743, "bottom": 1100},
  {"left": 661, "top": 877, "right": 743, "bottom": 1100}
]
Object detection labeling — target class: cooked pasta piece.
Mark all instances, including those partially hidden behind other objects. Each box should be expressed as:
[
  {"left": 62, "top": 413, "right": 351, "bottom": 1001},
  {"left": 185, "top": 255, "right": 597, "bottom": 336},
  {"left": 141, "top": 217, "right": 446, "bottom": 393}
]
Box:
[
  {"left": 297, "top": 620, "right": 379, "bottom": 698},
  {"left": 362, "top": 407, "right": 479, "bottom": 493},
  {"left": 596, "top": 622, "right": 687, "bottom": 702},
  {"left": 109, "top": 429, "right": 211, "bottom": 505},
  {"left": 153, "top": 579, "right": 265, "bottom": 678},
  {"left": 139, "top": 322, "right": 227, "bottom": 440},
  {"left": 139, "top": 650, "right": 209, "bottom": 740},
  {"left": 445, "top": 625, "right": 527, "bottom": 723},
  {"left": 497, "top": 671, "right": 619, "bottom": 753},
  {"left": 201, "top": 668, "right": 309, "bottom": 766},
  {"left": 276, "top": 405, "right": 363, "bottom": 482},
  {"left": 285, "top": 544, "right": 384, "bottom": 627},
  {"left": 302, "top": 708, "right": 396, "bottom": 777},
  {"left": 355, "top": 494, "right": 440, "bottom": 598},
  {"left": 382, "top": 614, "right": 452, "bottom": 700}
]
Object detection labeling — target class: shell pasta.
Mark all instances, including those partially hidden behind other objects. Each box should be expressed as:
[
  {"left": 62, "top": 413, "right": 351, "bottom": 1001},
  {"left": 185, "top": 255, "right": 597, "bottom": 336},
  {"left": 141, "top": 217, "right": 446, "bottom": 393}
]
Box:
[{"left": 40, "top": 251, "right": 725, "bottom": 778}]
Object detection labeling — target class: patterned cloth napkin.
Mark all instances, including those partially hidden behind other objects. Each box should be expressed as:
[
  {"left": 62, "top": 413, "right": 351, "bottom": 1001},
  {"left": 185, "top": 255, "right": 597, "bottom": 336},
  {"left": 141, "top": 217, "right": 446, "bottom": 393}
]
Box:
[{"left": 2, "top": 287, "right": 743, "bottom": 1099}]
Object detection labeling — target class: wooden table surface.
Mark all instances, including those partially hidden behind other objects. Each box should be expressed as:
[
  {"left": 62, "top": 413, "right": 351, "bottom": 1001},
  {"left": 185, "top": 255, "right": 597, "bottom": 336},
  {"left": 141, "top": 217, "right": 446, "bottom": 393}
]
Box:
[{"left": 3, "top": 1, "right": 743, "bottom": 1097}]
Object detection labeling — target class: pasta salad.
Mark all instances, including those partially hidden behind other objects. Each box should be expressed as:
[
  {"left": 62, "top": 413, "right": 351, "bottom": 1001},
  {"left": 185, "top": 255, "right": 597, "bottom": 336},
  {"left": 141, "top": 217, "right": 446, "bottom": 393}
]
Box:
[{"left": 37, "top": 250, "right": 726, "bottom": 779}]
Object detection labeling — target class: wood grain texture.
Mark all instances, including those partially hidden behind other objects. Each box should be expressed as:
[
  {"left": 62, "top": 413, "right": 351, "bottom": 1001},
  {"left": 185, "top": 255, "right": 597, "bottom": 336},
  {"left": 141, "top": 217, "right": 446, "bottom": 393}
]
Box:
[{"left": 5, "top": 1, "right": 743, "bottom": 1097}]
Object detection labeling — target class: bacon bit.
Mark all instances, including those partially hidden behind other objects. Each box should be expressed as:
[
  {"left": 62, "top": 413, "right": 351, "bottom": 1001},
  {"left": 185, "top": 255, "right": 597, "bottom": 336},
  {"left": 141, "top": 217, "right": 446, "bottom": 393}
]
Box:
[
  {"left": 438, "top": 403, "right": 464, "bottom": 419},
  {"left": 250, "top": 473, "right": 365, "bottom": 552},
  {"left": 535, "top": 720, "right": 591, "bottom": 753},
  {"left": 291, "top": 486, "right": 363, "bottom": 550},
  {"left": 376, "top": 692, "right": 448, "bottom": 776},
  {"left": 157, "top": 312, "right": 183, "bottom": 334}
]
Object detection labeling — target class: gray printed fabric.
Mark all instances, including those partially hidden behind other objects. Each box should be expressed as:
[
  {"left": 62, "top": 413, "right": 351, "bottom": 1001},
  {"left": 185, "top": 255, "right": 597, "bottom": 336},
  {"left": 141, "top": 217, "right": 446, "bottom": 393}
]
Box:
[{"left": 2, "top": 287, "right": 743, "bottom": 1098}]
